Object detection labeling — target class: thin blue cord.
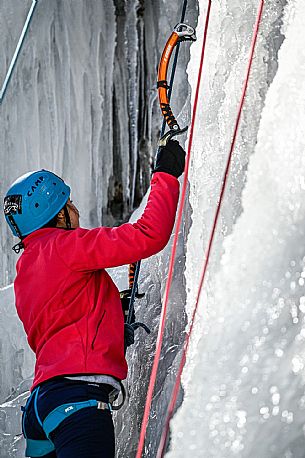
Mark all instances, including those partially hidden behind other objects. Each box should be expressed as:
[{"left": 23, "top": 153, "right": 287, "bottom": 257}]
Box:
[{"left": 0, "top": 0, "right": 39, "bottom": 104}]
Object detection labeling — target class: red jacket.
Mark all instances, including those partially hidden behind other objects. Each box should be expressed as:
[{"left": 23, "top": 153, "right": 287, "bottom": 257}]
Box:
[{"left": 14, "top": 172, "right": 179, "bottom": 390}]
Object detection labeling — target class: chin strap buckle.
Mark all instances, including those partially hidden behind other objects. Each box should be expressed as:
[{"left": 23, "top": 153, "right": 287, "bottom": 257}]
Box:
[{"left": 12, "top": 241, "right": 24, "bottom": 254}]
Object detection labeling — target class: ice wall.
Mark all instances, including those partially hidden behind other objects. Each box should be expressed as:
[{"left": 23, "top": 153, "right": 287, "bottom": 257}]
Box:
[
  {"left": 168, "top": 1, "right": 305, "bottom": 457},
  {"left": 0, "top": 285, "right": 34, "bottom": 456},
  {"left": 1, "top": 0, "right": 300, "bottom": 457}
]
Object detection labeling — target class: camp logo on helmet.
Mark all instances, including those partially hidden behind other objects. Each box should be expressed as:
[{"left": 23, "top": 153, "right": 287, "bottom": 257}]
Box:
[
  {"left": 3, "top": 195, "right": 22, "bottom": 215},
  {"left": 27, "top": 176, "right": 44, "bottom": 197}
]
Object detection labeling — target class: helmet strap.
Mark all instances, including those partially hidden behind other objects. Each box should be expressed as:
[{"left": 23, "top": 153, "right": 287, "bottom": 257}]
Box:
[
  {"left": 63, "top": 205, "right": 71, "bottom": 229},
  {"left": 7, "top": 214, "right": 25, "bottom": 254},
  {"left": 7, "top": 214, "right": 23, "bottom": 239}
]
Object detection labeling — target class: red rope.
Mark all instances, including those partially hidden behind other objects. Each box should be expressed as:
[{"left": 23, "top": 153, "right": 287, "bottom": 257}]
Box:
[
  {"left": 156, "top": 1, "right": 265, "bottom": 456},
  {"left": 135, "top": 2, "right": 212, "bottom": 457}
]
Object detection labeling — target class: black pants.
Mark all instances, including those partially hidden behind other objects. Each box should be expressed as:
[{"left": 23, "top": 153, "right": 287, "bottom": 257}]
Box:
[{"left": 22, "top": 377, "right": 115, "bottom": 458}]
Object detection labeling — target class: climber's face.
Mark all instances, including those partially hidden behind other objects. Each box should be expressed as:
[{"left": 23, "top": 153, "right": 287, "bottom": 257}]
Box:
[{"left": 66, "top": 199, "right": 80, "bottom": 229}]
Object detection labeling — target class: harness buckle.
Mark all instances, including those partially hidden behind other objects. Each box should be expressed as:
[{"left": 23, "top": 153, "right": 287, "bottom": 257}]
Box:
[{"left": 97, "top": 401, "right": 110, "bottom": 411}]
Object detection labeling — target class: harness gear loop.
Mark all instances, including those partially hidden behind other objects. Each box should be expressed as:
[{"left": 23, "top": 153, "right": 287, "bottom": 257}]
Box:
[{"left": 111, "top": 381, "right": 126, "bottom": 411}]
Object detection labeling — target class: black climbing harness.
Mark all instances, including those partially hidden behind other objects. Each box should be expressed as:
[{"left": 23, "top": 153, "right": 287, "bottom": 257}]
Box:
[
  {"left": 21, "top": 379, "right": 126, "bottom": 457},
  {"left": 21, "top": 384, "right": 114, "bottom": 457}
]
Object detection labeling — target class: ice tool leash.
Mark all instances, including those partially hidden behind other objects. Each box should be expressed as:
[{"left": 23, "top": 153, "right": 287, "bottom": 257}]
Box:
[{"left": 125, "top": 9, "right": 196, "bottom": 352}]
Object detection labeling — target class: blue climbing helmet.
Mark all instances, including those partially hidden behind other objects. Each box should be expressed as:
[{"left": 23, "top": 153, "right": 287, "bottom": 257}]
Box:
[{"left": 3, "top": 170, "right": 71, "bottom": 238}]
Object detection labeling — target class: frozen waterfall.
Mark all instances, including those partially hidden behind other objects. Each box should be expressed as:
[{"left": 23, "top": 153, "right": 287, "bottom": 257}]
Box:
[
  {"left": 1, "top": 0, "right": 305, "bottom": 457},
  {"left": 169, "top": 1, "right": 305, "bottom": 457}
]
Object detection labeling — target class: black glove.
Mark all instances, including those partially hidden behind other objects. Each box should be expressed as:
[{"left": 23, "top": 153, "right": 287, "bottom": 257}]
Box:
[
  {"left": 124, "top": 322, "right": 151, "bottom": 352},
  {"left": 153, "top": 140, "right": 186, "bottom": 178},
  {"left": 124, "top": 323, "right": 135, "bottom": 350}
]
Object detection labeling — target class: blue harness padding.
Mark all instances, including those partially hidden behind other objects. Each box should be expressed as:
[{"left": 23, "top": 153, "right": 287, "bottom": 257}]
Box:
[
  {"left": 22, "top": 386, "right": 112, "bottom": 457},
  {"left": 25, "top": 439, "right": 55, "bottom": 457},
  {"left": 43, "top": 399, "right": 108, "bottom": 438}
]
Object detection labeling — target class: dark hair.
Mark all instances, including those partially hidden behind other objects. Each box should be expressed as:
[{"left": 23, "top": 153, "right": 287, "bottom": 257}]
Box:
[
  {"left": 41, "top": 203, "right": 71, "bottom": 230},
  {"left": 41, "top": 213, "right": 60, "bottom": 229}
]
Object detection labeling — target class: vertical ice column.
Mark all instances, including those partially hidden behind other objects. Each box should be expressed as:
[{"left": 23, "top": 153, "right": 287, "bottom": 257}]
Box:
[{"left": 168, "top": 0, "right": 305, "bottom": 457}]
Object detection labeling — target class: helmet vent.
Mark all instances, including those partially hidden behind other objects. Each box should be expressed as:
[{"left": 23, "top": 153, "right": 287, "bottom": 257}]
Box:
[
  {"left": 53, "top": 182, "right": 57, "bottom": 186},
  {"left": 35, "top": 203, "right": 39, "bottom": 208}
]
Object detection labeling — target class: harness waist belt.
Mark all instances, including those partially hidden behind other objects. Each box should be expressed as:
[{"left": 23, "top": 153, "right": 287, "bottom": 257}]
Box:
[
  {"left": 23, "top": 392, "right": 112, "bottom": 457},
  {"left": 43, "top": 400, "right": 112, "bottom": 438}
]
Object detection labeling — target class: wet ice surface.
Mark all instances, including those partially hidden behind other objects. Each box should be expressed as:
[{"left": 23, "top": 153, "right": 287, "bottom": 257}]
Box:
[
  {"left": 0, "top": 285, "right": 34, "bottom": 457},
  {"left": 168, "top": 0, "right": 305, "bottom": 457}
]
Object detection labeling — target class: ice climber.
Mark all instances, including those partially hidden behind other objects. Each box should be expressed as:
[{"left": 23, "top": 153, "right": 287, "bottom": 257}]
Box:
[{"left": 3, "top": 139, "right": 185, "bottom": 458}]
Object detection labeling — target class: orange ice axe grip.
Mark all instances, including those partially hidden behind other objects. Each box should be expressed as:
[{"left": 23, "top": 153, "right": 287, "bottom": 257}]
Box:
[
  {"left": 157, "top": 23, "right": 196, "bottom": 145},
  {"left": 129, "top": 263, "right": 136, "bottom": 289}
]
